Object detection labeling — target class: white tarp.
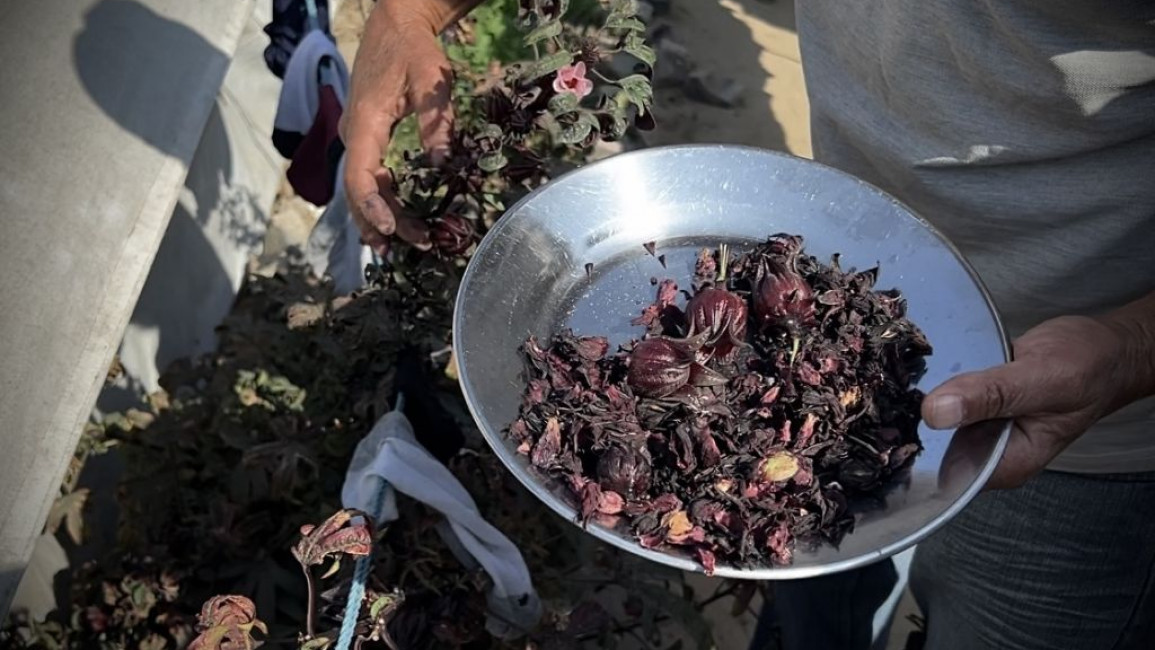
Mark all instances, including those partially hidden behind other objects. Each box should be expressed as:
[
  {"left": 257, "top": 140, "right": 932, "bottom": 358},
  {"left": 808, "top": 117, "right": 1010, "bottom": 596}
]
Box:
[{"left": 0, "top": 0, "right": 265, "bottom": 615}]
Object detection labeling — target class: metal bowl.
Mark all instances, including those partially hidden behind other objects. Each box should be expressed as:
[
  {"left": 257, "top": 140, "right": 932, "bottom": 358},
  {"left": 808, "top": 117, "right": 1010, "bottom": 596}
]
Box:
[{"left": 453, "top": 144, "right": 1010, "bottom": 579}]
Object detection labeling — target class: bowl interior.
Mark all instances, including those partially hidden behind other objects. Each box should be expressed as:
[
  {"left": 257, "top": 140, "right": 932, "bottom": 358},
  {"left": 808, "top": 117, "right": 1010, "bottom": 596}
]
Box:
[{"left": 453, "top": 145, "right": 1009, "bottom": 579}]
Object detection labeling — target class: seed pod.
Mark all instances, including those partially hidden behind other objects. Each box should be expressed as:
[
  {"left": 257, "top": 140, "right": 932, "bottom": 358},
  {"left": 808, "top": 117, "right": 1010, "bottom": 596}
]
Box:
[
  {"left": 685, "top": 288, "right": 748, "bottom": 358},
  {"left": 627, "top": 338, "right": 693, "bottom": 398},
  {"left": 597, "top": 445, "right": 652, "bottom": 498},
  {"left": 753, "top": 259, "right": 816, "bottom": 331},
  {"left": 430, "top": 214, "right": 476, "bottom": 256}
]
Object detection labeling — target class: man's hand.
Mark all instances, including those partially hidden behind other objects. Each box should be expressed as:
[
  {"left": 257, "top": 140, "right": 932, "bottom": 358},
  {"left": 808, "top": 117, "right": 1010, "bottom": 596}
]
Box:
[
  {"left": 341, "top": 0, "right": 480, "bottom": 254},
  {"left": 922, "top": 297, "right": 1155, "bottom": 490}
]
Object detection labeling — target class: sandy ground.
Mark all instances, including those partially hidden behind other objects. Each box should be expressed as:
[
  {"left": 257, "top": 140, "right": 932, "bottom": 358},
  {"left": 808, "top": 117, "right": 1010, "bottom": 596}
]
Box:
[
  {"left": 267, "top": 1, "right": 920, "bottom": 648},
  {"left": 642, "top": 0, "right": 811, "bottom": 159}
]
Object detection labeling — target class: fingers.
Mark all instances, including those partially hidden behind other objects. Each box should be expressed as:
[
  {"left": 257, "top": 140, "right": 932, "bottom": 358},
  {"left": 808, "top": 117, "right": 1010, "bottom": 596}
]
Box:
[
  {"left": 983, "top": 423, "right": 1069, "bottom": 490},
  {"left": 921, "top": 361, "right": 1059, "bottom": 430},
  {"left": 344, "top": 111, "right": 398, "bottom": 255},
  {"left": 412, "top": 59, "right": 455, "bottom": 166}
]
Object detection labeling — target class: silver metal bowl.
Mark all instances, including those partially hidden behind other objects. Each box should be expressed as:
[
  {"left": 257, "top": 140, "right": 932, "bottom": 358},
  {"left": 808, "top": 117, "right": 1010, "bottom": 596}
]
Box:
[{"left": 453, "top": 144, "right": 1010, "bottom": 579}]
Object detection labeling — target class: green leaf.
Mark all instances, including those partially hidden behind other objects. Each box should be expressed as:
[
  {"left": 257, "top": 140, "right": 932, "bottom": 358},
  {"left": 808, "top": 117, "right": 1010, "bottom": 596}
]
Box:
[
  {"left": 479, "top": 151, "right": 509, "bottom": 172},
  {"left": 300, "top": 637, "right": 332, "bottom": 650},
  {"left": 521, "top": 50, "right": 573, "bottom": 81},
  {"left": 369, "top": 592, "right": 403, "bottom": 620},
  {"left": 617, "top": 74, "right": 654, "bottom": 113},
  {"left": 548, "top": 91, "right": 580, "bottom": 115},
  {"left": 524, "top": 19, "right": 562, "bottom": 45},
  {"left": 321, "top": 558, "right": 341, "bottom": 579},
  {"left": 600, "top": 109, "right": 629, "bottom": 141},
  {"left": 557, "top": 111, "right": 599, "bottom": 145},
  {"left": 480, "top": 123, "right": 503, "bottom": 141},
  {"left": 608, "top": 0, "right": 637, "bottom": 19},
  {"left": 607, "top": 15, "right": 646, "bottom": 32},
  {"left": 624, "top": 34, "right": 656, "bottom": 67}
]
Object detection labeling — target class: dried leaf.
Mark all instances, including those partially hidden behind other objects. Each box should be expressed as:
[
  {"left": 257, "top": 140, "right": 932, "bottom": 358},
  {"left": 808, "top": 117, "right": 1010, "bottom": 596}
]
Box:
[
  {"left": 45, "top": 489, "right": 89, "bottom": 545},
  {"left": 286, "top": 302, "right": 325, "bottom": 330},
  {"left": 189, "top": 595, "right": 268, "bottom": 650}
]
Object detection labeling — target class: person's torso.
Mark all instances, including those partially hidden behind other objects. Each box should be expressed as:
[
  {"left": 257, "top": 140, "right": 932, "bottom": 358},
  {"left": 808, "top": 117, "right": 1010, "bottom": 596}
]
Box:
[{"left": 794, "top": 0, "right": 1155, "bottom": 473}]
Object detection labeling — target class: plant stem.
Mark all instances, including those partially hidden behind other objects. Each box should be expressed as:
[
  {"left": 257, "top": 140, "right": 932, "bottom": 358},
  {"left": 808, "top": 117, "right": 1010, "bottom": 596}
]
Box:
[
  {"left": 590, "top": 67, "right": 616, "bottom": 84},
  {"left": 301, "top": 564, "right": 317, "bottom": 639}
]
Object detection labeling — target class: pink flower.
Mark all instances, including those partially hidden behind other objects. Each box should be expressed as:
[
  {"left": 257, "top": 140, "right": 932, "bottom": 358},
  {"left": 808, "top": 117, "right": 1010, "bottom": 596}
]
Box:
[{"left": 553, "top": 62, "right": 594, "bottom": 98}]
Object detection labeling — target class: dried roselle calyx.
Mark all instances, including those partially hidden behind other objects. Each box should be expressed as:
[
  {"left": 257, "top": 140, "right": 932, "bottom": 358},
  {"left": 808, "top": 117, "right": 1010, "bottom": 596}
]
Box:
[
  {"left": 627, "top": 338, "right": 694, "bottom": 398},
  {"left": 507, "top": 231, "right": 934, "bottom": 572},
  {"left": 430, "top": 214, "right": 476, "bottom": 256},
  {"left": 753, "top": 259, "right": 816, "bottom": 331},
  {"left": 685, "top": 288, "right": 748, "bottom": 359},
  {"left": 765, "top": 233, "right": 804, "bottom": 258},
  {"left": 597, "top": 444, "right": 652, "bottom": 498}
]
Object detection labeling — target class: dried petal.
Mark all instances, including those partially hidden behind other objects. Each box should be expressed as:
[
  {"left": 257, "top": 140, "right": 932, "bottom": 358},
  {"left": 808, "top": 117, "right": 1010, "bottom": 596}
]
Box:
[{"left": 531, "top": 418, "right": 563, "bottom": 468}]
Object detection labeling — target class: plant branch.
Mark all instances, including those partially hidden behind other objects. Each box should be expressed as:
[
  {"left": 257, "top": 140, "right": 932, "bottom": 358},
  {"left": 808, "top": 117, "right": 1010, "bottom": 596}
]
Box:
[{"left": 301, "top": 564, "right": 317, "bottom": 639}]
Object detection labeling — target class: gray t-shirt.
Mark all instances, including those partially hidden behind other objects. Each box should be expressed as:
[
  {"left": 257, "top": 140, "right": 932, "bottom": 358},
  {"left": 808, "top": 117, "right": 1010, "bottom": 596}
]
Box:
[{"left": 795, "top": 0, "right": 1155, "bottom": 473}]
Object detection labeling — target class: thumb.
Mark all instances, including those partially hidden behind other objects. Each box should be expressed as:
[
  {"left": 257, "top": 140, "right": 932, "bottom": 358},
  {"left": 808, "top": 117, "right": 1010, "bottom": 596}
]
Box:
[
  {"left": 921, "top": 361, "right": 1055, "bottom": 430},
  {"left": 412, "top": 59, "right": 455, "bottom": 166}
]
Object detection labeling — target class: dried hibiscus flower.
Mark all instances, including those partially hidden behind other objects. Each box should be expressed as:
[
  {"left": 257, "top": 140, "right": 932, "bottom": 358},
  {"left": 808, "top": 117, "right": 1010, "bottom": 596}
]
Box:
[{"left": 506, "top": 233, "right": 932, "bottom": 574}]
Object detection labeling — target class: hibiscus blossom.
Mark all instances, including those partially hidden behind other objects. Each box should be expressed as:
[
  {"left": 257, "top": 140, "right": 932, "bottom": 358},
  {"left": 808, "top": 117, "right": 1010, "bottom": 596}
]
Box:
[{"left": 553, "top": 62, "right": 594, "bottom": 98}]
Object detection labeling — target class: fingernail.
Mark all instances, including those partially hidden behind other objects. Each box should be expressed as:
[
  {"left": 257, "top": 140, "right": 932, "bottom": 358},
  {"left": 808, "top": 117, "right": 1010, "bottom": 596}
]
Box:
[{"left": 927, "top": 394, "right": 964, "bottom": 429}]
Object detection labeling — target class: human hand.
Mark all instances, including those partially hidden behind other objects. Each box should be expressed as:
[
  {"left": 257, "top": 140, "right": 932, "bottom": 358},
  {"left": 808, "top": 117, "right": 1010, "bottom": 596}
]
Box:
[
  {"left": 340, "top": 0, "right": 461, "bottom": 254},
  {"left": 921, "top": 312, "right": 1155, "bottom": 489}
]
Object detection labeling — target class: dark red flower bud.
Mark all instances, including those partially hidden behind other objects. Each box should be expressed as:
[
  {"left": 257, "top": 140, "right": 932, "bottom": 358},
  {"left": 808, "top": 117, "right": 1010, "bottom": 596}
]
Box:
[
  {"left": 430, "top": 214, "right": 476, "bottom": 257},
  {"left": 597, "top": 445, "right": 652, "bottom": 498},
  {"left": 627, "top": 338, "right": 693, "bottom": 398},
  {"left": 753, "top": 260, "right": 816, "bottom": 331},
  {"left": 685, "top": 288, "right": 748, "bottom": 358}
]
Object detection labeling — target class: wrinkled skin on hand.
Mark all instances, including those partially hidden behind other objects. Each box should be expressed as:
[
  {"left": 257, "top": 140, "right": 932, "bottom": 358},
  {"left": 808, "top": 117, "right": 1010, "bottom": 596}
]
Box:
[
  {"left": 340, "top": 0, "right": 464, "bottom": 254},
  {"left": 923, "top": 312, "right": 1155, "bottom": 489}
]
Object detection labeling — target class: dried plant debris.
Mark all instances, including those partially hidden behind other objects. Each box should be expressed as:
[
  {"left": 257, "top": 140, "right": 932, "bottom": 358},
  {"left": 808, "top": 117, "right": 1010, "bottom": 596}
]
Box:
[{"left": 507, "top": 233, "right": 932, "bottom": 572}]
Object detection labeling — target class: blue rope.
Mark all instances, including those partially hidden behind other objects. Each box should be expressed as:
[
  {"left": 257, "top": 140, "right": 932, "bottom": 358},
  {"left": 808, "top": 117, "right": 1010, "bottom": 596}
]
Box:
[
  {"left": 335, "top": 479, "right": 386, "bottom": 650},
  {"left": 304, "top": 0, "right": 320, "bottom": 32},
  {"left": 335, "top": 394, "right": 403, "bottom": 650}
]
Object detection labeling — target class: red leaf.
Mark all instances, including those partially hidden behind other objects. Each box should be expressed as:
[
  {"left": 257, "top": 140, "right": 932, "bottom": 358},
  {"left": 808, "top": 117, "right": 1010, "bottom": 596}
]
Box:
[{"left": 292, "top": 509, "right": 372, "bottom": 568}]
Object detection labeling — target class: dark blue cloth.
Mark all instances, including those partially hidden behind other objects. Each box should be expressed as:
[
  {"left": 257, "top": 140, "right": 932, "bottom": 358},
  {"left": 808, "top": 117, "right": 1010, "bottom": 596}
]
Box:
[
  {"left": 263, "top": 0, "right": 331, "bottom": 79},
  {"left": 750, "top": 558, "right": 898, "bottom": 650}
]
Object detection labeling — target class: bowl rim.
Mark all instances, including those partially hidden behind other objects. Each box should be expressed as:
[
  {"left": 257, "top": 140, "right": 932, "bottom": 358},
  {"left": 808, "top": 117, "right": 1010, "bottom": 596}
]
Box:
[{"left": 452, "top": 142, "right": 1011, "bottom": 579}]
